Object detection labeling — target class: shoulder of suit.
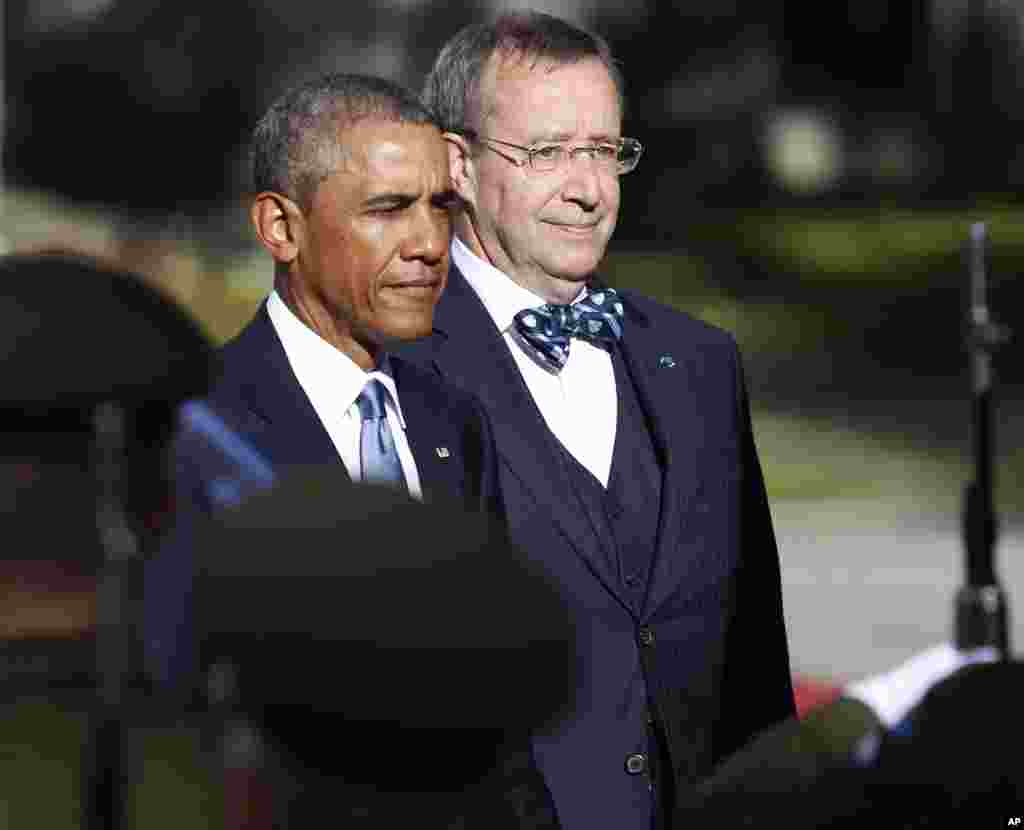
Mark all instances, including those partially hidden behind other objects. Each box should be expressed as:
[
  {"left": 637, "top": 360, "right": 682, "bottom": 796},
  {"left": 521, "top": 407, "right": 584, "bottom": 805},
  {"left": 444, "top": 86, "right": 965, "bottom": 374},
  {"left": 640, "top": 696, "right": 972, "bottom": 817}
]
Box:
[
  {"left": 617, "top": 288, "right": 738, "bottom": 352},
  {"left": 391, "top": 355, "right": 485, "bottom": 417},
  {"left": 205, "top": 313, "right": 269, "bottom": 409},
  {"left": 217, "top": 309, "right": 267, "bottom": 363}
]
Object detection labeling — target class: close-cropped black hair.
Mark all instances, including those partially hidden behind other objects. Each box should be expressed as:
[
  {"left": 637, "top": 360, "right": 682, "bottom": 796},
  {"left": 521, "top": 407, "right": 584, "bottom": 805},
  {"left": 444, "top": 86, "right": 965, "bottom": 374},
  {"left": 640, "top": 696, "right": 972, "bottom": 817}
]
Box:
[{"left": 250, "top": 73, "right": 438, "bottom": 211}]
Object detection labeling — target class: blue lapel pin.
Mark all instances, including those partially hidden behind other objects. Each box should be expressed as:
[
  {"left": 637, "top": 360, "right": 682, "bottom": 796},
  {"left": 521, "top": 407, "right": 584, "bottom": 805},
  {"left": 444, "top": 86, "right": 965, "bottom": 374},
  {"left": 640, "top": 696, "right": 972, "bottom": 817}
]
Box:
[
  {"left": 435, "top": 446, "right": 450, "bottom": 459},
  {"left": 657, "top": 355, "right": 676, "bottom": 368}
]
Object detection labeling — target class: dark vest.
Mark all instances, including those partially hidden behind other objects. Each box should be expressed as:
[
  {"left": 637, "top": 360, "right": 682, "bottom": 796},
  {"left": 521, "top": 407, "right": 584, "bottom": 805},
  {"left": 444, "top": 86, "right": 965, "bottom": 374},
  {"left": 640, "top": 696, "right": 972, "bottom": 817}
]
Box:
[
  {"left": 556, "top": 344, "right": 663, "bottom": 614},
  {"left": 553, "top": 344, "right": 666, "bottom": 827}
]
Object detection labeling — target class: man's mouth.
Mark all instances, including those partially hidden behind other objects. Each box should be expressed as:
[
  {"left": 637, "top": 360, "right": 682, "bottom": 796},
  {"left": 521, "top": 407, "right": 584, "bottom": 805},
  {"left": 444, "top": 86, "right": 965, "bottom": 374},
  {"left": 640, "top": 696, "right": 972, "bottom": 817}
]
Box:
[
  {"left": 381, "top": 275, "right": 444, "bottom": 302},
  {"left": 545, "top": 221, "right": 601, "bottom": 234},
  {"left": 385, "top": 274, "right": 442, "bottom": 289}
]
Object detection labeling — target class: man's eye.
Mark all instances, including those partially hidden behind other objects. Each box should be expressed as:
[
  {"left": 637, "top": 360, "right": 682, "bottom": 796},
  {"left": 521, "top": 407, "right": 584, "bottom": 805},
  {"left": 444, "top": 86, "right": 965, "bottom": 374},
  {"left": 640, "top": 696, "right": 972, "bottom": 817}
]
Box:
[
  {"left": 594, "top": 145, "right": 617, "bottom": 161},
  {"left": 532, "top": 145, "right": 563, "bottom": 161},
  {"left": 433, "top": 193, "right": 459, "bottom": 211}
]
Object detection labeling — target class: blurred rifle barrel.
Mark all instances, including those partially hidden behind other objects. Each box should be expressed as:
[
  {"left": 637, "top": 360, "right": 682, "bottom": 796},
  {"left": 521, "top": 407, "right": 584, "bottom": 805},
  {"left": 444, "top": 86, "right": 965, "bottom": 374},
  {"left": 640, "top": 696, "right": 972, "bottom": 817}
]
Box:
[
  {"left": 83, "top": 403, "right": 140, "bottom": 830},
  {"left": 955, "top": 222, "right": 1011, "bottom": 656}
]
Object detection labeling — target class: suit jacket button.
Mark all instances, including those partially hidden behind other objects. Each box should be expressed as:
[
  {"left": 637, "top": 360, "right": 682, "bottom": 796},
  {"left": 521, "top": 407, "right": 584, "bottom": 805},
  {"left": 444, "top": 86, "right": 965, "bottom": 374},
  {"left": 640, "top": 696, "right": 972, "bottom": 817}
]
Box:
[
  {"left": 638, "top": 627, "right": 654, "bottom": 647},
  {"left": 625, "top": 752, "right": 647, "bottom": 775}
]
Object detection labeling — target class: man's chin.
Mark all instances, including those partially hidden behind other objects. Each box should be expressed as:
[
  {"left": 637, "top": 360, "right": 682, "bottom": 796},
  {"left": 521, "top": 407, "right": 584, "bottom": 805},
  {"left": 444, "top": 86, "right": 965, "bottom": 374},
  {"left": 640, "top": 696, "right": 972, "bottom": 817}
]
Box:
[
  {"left": 372, "top": 311, "right": 436, "bottom": 346},
  {"left": 545, "top": 252, "right": 606, "bottom": 283}
]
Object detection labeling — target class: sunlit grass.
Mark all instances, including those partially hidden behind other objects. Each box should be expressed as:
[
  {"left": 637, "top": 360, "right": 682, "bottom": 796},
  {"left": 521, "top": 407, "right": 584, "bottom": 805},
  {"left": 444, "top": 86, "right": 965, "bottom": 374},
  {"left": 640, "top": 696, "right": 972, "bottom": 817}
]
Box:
[
  {"left": 131, "top": 726, "right": 222, "bottom": 829},
  {"left": 752, "top": 409, "right": 965, "bottom": 507},
  {"left": 0, "top": 701, "right": 83, "bottom": 829},
  {"left": 0, "top": 702, "right": 221, "bottom": 830},
  {"left": 732, "top": 205, "right": 1024, "bottom": 280}
]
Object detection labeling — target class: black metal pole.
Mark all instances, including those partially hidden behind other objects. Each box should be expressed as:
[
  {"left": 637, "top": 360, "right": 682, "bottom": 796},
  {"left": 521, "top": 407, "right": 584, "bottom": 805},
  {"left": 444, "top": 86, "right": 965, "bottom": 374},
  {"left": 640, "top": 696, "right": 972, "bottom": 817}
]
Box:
[
  {"left": 83, "top": 402, "right": 140, "bottom": 830},
  {"left": 955, "top": 222, "right": 1011, "bottom": 656}
]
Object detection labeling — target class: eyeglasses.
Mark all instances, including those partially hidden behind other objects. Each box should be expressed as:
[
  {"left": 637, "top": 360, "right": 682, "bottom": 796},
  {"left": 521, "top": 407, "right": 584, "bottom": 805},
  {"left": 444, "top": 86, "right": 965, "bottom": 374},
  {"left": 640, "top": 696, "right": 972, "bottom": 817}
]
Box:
[{"left": 461, "top": 130, "right": 643, "bottom": 175}]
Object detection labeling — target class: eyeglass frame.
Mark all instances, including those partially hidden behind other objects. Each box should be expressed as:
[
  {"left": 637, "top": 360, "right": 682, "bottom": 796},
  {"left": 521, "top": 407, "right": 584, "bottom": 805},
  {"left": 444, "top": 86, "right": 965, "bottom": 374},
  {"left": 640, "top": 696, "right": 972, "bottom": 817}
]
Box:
[{"left": 459, "top": 129, "right": 643, "bottom": 175}]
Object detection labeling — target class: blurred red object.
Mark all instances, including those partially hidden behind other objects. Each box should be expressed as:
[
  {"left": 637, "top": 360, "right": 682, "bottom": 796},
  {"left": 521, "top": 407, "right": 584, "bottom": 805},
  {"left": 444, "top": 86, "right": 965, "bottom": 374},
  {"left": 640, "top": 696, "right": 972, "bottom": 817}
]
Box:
[
  {"left": 0, "top": 560, "right": 96, "bottom": 639},
  {"left": 792, "top": 674, "right": 843, "bottom": 717},
  {"left": 223, "top": 768, "right": 274, "bottom": 830}
]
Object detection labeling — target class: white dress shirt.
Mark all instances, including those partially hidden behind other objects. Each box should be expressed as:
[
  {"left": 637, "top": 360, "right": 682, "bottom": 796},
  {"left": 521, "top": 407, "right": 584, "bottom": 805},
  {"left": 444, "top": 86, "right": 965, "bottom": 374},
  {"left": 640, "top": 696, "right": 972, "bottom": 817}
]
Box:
[
  {"left": 452, "top": 236, "right": 617, "bottom": 487},
  {"left": 266, "top": 290, "right": 423, "bottom": 500},
  {"left": 845, "top": 642, "right": 998, "bottom": 729}
]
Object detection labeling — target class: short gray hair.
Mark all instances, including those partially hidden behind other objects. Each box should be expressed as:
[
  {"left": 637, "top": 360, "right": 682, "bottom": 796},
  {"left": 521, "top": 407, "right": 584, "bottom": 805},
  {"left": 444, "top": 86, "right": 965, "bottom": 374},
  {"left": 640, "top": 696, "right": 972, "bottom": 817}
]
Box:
[
  {"left": 424, "top": 11, "right": 625, "bottom": 135},
  {"left": 250, "top": 73, "right": 437, "bottom": 210}
]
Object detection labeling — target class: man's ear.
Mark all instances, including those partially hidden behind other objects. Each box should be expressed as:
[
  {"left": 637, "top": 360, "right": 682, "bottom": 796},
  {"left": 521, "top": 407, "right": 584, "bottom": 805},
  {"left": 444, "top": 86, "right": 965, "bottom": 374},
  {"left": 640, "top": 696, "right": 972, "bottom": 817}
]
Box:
[
  {"left": 444, "top": 132, "right": 476, "bottom": 207},
  {"left": 251, "top": 192, "right": 302, "bottom": 264}
]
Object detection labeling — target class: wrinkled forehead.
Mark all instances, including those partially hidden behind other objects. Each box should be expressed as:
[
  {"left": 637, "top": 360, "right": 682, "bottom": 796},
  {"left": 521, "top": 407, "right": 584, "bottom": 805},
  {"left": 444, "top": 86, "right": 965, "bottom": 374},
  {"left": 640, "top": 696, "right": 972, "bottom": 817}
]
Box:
[{"left": 475, "top": 50, "right": 621, "bottom": 128}]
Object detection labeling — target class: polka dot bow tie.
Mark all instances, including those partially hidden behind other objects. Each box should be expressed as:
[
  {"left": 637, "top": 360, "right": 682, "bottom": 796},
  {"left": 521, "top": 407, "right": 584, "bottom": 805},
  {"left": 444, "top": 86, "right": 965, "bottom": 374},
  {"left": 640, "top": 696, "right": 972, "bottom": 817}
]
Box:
[{"left": 512, "top": 288, "right": 624, "bottom": 371}]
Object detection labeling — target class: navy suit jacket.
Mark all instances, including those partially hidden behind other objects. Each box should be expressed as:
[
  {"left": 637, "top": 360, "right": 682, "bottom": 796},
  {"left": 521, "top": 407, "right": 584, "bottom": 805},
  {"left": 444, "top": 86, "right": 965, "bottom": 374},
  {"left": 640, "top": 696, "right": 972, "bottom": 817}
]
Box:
[
  {"left": 395, "top": 265, "right": 796, "bottom": 829},
  {"left": 146, "top": 302, "right": 503, "bottom": 691},
  {"left": 183, "top": 303, "right": 502, "bottom": 514}
]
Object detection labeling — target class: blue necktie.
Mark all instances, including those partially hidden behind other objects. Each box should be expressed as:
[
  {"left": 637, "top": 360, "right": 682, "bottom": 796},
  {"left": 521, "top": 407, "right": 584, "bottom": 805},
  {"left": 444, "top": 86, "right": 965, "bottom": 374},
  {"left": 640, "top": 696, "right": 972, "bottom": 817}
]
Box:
[
  {"left": 356, "top": 379, "right": 407, "bottom": 490},
  {"left": 512, "top": 287, "right": 624, "bottom": 372}
]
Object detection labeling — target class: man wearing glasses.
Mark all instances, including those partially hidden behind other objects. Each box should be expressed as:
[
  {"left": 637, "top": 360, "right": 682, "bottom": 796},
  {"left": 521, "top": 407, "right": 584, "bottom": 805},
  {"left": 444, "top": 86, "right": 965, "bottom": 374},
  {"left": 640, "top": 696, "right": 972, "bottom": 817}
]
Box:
[{"left": 397, "top": 11, "right": 794, "bottom": 830}]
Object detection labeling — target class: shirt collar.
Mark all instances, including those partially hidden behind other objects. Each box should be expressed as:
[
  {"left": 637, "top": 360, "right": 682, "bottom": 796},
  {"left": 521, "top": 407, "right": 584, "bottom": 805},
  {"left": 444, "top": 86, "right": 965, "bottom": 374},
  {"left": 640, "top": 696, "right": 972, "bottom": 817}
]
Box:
[
  {"left": 451, "top": 236, "right": 586, "bottom": 334},
  {"left": 266, "top": 290, "right": 407, "bottom": 429}
]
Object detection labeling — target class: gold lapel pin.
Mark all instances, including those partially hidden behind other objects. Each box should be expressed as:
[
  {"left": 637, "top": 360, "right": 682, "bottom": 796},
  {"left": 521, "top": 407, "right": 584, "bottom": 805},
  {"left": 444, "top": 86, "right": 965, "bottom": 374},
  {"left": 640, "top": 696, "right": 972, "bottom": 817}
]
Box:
[{"left": 436, "top": 446, "right": 450, "bottom": 459}]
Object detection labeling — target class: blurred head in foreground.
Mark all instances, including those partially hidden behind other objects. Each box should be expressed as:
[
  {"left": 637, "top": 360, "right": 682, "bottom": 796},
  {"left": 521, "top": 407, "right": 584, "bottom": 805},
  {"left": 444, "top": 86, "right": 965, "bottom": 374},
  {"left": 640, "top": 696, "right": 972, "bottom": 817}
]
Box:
[
  {"left": 190, "top": 468, "right": 577, "bottom": 827},
  {"left": 0, "top": 254, "right": 212, "bottom": 565}
]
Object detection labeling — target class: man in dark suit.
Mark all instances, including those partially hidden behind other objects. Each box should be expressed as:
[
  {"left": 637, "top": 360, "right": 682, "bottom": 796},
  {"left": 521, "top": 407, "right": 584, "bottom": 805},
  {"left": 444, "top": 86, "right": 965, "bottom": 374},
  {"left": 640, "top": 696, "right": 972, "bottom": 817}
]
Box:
[
  {"left": 146, "top": 73, "right": 504, "bottom": 694},
  {"left": 187, "top": 72, "right": 499, "bottom": 514},
  {"left": 395, "top": 12, "right": 794, "bottom": 829}
]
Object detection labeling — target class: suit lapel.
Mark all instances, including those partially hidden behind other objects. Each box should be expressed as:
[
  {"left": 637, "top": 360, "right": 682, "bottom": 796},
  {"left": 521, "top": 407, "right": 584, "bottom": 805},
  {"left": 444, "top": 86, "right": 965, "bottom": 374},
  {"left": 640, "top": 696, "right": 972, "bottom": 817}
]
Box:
[
  {"left": 223, "top": 308, "right": 473, "bottom": 499},
  {"left": 391, "top": 358, "right": 467, "bottom": 503},
  {"left": 425, "top": 268, "right": 628, "bottom": 607},
  {"left": 607, "top": 289, "right": 708, "bottom": 619},
  {"left": 219, "top": 305, "right": 347, "bottom": 474}
]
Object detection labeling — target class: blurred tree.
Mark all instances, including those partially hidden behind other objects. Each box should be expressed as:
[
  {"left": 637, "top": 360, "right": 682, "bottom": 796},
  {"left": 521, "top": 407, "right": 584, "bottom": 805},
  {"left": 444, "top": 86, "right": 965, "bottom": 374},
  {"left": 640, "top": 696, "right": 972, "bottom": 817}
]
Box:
[{"left": 8, "top": 0, "right": 1024, "bottom": 239}]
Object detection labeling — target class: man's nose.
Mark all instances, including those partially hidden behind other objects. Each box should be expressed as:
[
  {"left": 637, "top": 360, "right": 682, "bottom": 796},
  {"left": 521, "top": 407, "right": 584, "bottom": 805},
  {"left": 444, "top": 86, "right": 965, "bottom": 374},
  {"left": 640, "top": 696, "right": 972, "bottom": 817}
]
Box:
[
  {"left": 403, "top": 210, "right": 448, "bottom": 263},
  {"left": 561, "top": 153, "right": 603, "bottom": 210}
]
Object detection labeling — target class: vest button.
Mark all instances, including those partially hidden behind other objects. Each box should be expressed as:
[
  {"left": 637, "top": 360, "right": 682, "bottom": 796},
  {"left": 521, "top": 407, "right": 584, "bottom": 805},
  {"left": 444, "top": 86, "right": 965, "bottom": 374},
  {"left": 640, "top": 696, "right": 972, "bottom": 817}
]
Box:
[
  {"left": 625, "top": 752, "right": 647, "bottom": 775},
  {"left": 638, "top": 627, "right": 654, "bottom": 647}
]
